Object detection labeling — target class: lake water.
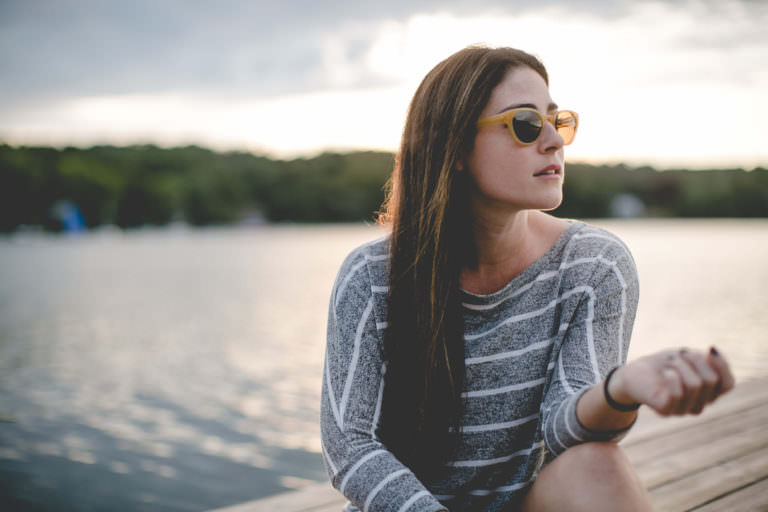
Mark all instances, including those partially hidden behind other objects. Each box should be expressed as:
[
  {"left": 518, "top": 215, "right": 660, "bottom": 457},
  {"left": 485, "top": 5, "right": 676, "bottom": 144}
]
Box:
[{"left": 1, "top": 220, "right": 767, "bottom": 511}]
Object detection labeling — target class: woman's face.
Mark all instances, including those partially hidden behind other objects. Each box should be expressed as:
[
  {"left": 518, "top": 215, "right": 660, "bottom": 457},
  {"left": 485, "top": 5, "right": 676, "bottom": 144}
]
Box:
[{"left": 466, "top": 66, "right": 566, "bottom": 215}]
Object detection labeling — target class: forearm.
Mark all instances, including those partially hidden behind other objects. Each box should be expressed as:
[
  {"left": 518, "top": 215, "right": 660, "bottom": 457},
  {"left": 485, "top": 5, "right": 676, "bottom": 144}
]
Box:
[
  {"left": 576, "top": 347, "right": 735, "bottom": 431},
  {"left": 575, "top": 366, "right": 638, "bottom": 432}
]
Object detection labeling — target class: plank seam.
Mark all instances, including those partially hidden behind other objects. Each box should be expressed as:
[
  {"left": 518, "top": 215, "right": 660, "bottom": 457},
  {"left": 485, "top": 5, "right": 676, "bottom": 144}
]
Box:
[
  {"left": 684, "top": 474, "right": 768, "bottom": 512},
  {"left": 624, "top": 399, "right": 768, "bottom": 447},
  {"left": 647, "top": 442, "right": 768, "bottom": 491}
]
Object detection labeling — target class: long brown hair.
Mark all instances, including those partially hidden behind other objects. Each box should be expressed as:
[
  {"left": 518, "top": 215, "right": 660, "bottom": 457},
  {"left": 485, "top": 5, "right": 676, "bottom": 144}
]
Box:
[{"left": 377, "top": 46, "right": 548, "bottom": 477}]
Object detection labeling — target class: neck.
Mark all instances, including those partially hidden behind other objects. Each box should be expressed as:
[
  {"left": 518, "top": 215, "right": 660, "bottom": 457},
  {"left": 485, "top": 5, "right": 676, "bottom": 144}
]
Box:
[
  {"left": 460, "top": 204, "right": 543, "bottom": 294},
  {"left": 470, "top": 209, "right": 533, "bottom": 267}
]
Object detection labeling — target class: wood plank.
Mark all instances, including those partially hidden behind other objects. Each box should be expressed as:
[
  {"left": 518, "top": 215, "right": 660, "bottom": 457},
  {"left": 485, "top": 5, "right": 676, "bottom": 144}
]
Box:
[
  {"left": 648, "top": 446, "right": 768, "bottom": 511},
  {"left": 631, "top": 419, "right": 768, "bottom": 488},
  {"left": 689, "top": 477, "right": 768, "bottom": 512},
  {"left": 624, "top": 376, "right": 768, "bottom": 445},
  {"left": 625, "top": 401, "right": 768, "bottom": 467}
]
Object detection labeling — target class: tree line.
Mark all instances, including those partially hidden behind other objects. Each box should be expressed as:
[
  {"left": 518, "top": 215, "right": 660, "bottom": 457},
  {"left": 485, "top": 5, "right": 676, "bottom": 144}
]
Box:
[{"left": 1, "top": 143, "right": 766, "bottom": 232}]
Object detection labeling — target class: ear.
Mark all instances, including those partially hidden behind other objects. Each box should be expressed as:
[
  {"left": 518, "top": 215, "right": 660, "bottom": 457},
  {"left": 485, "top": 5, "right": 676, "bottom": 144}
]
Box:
[{"left": 456, "top": 159, "right": 465, "bottom": 171}]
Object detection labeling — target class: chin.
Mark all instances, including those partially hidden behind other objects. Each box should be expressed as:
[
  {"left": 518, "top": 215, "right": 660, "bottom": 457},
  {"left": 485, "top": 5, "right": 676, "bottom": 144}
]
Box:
[
  {"left": 543, "top": 199, "right": 563, "bottom": 212},
  {"left": 536, "top": 193, "right": 564, "bottom": 212}
]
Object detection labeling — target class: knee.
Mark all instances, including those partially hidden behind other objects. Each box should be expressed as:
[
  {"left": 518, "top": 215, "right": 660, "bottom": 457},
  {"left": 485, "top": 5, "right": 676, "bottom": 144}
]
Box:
[
  {"left": 524, "top": 443, "right": 650, "bottom": 512},
  {"left": 552, "top": 442, "right": 633, "bottom": 482}
]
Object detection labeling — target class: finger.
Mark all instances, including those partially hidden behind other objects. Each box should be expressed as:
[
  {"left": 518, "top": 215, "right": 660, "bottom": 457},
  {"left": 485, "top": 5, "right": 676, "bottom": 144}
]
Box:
[
  {"left": 667, "top": 352, "right": 703, "bottom": 414},
  {"left": 680, "top": 349, "right": 718, "bottom": 412},
  {"left": 707, "top": 346, "right": 736, "bottom": 395},
  {"left": 655, "top": 367, "right": 683, "bottom": 415}
]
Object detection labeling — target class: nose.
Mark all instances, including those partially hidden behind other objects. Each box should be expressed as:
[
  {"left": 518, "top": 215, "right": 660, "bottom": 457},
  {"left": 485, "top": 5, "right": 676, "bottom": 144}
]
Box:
[{"left": 538, "top": 118, "right": 564, "bottom": 153}]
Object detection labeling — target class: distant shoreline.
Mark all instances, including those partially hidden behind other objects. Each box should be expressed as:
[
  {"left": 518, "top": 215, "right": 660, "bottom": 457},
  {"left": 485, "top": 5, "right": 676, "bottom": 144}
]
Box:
[{"left": 2, "top": 144, "right": 767, "bottom": 234}]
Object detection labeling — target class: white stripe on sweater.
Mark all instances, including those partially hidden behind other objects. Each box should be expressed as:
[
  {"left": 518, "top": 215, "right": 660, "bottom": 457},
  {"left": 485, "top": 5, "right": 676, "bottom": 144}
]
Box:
[
  {"left": 461, "top": 377, "right": 546, "bottom": 398},
  {"left": 364, "top": 469, "right": 409, "bottom": 512},
  {"left": 549, "top": 399, "right": 570, "bottom": 453},
  {"left": 320, "top": 437, "right": 338, "bottom": 476},
  {"left": 462, "top": 253, "right": 619, "bottom": 311},
  {"left": 563, "top": 252, "right": 629, "bottom": 367},
  {"left": 465, "top": 338, "right": 553, "bottom": 365},
  {"left": 333, "top": 247, "right": 388, "bottom": 312},
  {"left": 468, "top": 477, "right": 535, "bottom": 496},
  {"left": 564, "top": 394, "right": 585, "bottom": 443},
  {"left": 462, "top": 269, "right": 557, "bottom": 311},
  {"left": 339, "top": 449, "right": 387, "bottom": 494},
  {"left": 371, "top": 362, "right": 386, "bottom": 438},
  {"left": 464, "top": 286, "right": 594, "bottom": 341},
  {"left": 459, "top": 412, "right": 539, "bottom": 433},
  {"left": 334, "top": 258, "right": 367, "bottom": 311},
  {"left": 397, "top": 490, "right": 431, "bottom": 512},
  {"left": 596, "top": 255, "right": 629, "bottom": 365},
  {"left": 557, "top": 349, "right": 575, "bottom": 395},
  {"left": 433, "top": 477, "right": 536, "bottom": 499},
  {"left": 572, "top": 233, "right": 633, "bottom": 262},
  {"left": 339, "top": 297, "right": 374, "bottom": 425},
  {"left": 324, "top": 356, "right": 342, "bottom": 429},
  {"left": 448, "top": 441, "right": 545, "bottom": 468},
  {"left": 582, "top": 286, "right": 601, "bottom": 383},
  {"left": 543, "top": 413, "right": 554, "bottom": 456}
]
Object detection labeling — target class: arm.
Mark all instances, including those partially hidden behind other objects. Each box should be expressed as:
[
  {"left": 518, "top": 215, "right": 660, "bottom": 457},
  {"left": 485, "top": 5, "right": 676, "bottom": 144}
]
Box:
[
  {"left": 321, "top": 250, "right": 446, "bottom": 512},
  {"left": 542, "top": 235, "right": 735, "bottom": 441},
  {"left": 539, "top": 237, "right": 641, "bottom": 456}
]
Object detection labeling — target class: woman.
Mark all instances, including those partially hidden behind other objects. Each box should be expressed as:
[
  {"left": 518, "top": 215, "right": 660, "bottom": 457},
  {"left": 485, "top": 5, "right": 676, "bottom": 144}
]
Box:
[{"left": 320, "top": 46, "right": 734, "bottom": 512}]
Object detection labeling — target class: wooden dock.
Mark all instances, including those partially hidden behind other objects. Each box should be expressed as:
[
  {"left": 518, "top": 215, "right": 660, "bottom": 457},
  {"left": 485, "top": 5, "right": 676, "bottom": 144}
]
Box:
[{"left": 211, "top": 376, "right": 768, "bottom": 512}]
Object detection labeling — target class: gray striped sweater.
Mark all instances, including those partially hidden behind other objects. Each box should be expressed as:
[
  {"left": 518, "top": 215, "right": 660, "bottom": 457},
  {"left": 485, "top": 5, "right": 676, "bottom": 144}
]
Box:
[{"left": 321, "top": 221, "right": 639, "bottom": 511}]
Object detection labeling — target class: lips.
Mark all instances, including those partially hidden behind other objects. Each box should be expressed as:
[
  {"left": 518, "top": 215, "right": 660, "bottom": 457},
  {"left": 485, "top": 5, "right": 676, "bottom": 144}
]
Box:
[{"left": 534, "top": 165, "right": 561, "bottom": 176}]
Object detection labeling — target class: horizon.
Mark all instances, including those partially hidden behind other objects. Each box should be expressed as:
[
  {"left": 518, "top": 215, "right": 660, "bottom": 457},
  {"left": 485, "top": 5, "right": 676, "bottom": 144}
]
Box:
[{"left": 4, "top": 140, "right": 767, "bottom": 172}]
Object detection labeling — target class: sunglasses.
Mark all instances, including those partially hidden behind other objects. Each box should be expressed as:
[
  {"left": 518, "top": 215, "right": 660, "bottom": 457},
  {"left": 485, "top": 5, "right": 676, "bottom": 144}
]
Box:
[{"left": 477, "top": 108, "right": 579, "bottom": 146}]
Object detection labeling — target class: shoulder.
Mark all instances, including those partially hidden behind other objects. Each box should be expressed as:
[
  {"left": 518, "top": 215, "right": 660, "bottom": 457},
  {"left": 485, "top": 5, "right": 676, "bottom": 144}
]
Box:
[
  {"left": 331, "top": 235, "right": 391, "bottom": 305},
  {"left": 563, "top": 221, "right": 635, "bottom": 264},
  {"left": 557, "top": 221, "right": 638, "bottom": 293},
  {"left": 335, "top": 235, "right": 390, "bottom": 279}
]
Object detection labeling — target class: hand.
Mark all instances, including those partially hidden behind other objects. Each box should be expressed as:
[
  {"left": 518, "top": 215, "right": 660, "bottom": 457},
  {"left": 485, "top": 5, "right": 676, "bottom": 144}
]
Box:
[{"left": 610, "top": 347, "right": 735, "bottom": 416}]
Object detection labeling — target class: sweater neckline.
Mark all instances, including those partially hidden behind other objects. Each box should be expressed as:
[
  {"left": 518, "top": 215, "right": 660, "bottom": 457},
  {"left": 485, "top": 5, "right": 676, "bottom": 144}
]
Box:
[{"left": 459, "top": 220, "right": 584, "bottom": 305}]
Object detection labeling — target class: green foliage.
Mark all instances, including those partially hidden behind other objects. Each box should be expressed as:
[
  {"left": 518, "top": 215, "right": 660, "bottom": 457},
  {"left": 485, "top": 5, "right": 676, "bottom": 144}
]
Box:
[
  {"left": 552, "top": 164, "right": 768, "bottom": 219},
  {"left": 263, "top": 151, "right": 393, "bottom": 222},
  {"left": 0, "top": 142, "right": 766, "bottom": 232}
]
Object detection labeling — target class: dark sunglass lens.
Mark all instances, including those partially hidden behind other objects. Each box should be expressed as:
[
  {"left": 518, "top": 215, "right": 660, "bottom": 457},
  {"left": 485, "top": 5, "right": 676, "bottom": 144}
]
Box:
[{"left": 512, "top": 111, "right": 542, "bottom": 143}]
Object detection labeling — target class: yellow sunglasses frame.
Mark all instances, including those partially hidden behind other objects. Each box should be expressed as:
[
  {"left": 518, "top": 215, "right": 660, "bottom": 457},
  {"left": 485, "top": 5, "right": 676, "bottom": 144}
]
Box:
[{"left": 477, "top": 108, "right": 579, "bottom": 146}]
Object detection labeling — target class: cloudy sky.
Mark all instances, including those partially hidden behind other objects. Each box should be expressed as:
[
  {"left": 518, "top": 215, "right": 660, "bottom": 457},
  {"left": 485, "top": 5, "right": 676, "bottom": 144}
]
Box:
[{"left": 1, "top": 0, "right": 766, "bottom": 168}]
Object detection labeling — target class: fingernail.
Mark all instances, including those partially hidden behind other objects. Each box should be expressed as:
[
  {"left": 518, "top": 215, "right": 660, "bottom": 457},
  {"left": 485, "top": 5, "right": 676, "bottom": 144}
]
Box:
[{"left": 710, "top": 346, "right": 719, "bottom": 357}]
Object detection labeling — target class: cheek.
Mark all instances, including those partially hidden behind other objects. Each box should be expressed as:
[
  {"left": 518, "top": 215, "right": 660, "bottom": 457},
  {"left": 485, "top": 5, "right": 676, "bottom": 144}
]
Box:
[
  {"left": 468, "top": 141, "right": 525, "bottom": 188},
  {"left": 468, "top": 138, "right": 501, "bottom": 175},
  {"left": 466, "top": 153, "right": 495, "bottom": 191}
]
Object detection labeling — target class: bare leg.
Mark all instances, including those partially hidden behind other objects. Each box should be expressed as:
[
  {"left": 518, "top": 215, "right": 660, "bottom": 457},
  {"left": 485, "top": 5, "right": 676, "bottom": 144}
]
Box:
[{"left": 520, "top": 442, "right": 653, "bottom": 512}]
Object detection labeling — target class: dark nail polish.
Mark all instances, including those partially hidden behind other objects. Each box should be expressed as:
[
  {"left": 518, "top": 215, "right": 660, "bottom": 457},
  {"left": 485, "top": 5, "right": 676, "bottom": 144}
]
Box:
[{"left": 710, "top": 346, "right": 719, "bottom": 357}]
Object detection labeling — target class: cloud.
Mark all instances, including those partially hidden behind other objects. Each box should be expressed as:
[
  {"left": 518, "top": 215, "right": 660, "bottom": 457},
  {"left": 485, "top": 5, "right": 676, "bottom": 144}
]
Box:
[
  {"left": 0, "top": 1, "right": 317, "bottom": 100},
  {"left": 0, "top": 0, "right": 646, "bottom": 102},
  {"left": 1, "top": 0, "right": 766, "bottom": 166},
  {"left": 3, "top": 0, "right": 762, "bottom": 101}
]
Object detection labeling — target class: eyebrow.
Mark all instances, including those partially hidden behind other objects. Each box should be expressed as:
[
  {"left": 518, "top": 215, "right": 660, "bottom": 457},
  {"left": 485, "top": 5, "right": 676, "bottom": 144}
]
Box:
[{"left": 497, "top": 102, "right": 558, "bottom": 114}]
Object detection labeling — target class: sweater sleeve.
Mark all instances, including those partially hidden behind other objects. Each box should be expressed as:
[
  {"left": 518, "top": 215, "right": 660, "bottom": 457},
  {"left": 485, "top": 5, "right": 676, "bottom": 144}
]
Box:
[
  {"left": 320, "top": 249, "right": 446, "bottom": 512},
  {"left": 540, "top": 234, "right": 640, "bottom": 457}
]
